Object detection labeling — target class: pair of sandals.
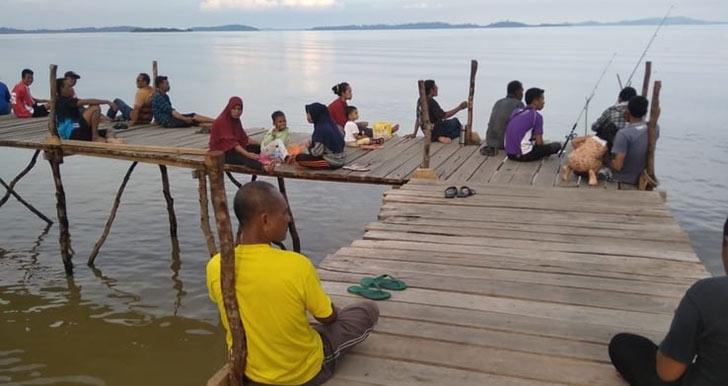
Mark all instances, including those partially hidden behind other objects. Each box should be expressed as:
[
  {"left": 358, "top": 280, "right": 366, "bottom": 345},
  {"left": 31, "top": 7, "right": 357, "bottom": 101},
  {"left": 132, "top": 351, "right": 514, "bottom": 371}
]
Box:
[
  {"left": 444, "top": 186, "right": 476, "bottom": 199},
  {"left": 346, "top": 274, "right": 407, "bottom": 300}
]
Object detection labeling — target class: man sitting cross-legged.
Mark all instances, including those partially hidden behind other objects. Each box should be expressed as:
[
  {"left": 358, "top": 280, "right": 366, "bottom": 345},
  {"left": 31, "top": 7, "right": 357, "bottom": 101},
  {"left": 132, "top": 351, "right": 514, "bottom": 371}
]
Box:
[
  {"left": 206, "top": 181, "right": 379, "bottom": 386},
  {"left": 54, "top": 78, "right": 124, "bottom": 143}
]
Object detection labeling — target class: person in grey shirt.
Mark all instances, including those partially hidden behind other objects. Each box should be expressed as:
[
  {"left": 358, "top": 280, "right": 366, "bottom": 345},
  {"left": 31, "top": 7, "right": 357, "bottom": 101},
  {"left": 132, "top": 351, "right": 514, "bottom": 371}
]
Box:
[
  {"left": 481, "top": 80, "right": 524, "bottom": 156},
  {"left": 608, "top": 96, "right": 658, "bottom": 185}
]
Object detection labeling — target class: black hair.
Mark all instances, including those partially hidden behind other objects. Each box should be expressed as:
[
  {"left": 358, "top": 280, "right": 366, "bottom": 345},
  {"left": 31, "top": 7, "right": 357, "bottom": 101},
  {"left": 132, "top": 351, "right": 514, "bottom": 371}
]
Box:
[
  {"left": 233, "top": 181, "right": 281, "bottom": 226},
  {"left": 619, "top": 87, "right": 637, "bottom": 102},
  {"left": 525, "top": 88, "right": 544, "bottom": 105},
  {"left": 507, "top": 80, "right": 523, "bottom": 96},
  {"left": 724, "top": 215, "right": 728, "bottom": 237},
  {"left": 22, "top": 69, "right": 33, "bottom": 78},
  {"left": 155, "top": 75, "right": 168, "bottom": 88},
  {"left": 138, "top": 73, "right": 151, "bottom": 84},
  {"left": 345, "top": 106, "right": 357, "bottom": 117},
  {"left": 55, "top": 78, "right": 66, "bottom": 94},
  {"left": 424, "top": 80, "right": 436, "bottom": 95},
  {"left": 271, "top": 110, "right": 285, "bottom": 121},
  {"left": 627, "top": 96, "right": 649, "bottom": 118},
  {"left": 332, "top": 82, "right": 350, "bottom": 96}
]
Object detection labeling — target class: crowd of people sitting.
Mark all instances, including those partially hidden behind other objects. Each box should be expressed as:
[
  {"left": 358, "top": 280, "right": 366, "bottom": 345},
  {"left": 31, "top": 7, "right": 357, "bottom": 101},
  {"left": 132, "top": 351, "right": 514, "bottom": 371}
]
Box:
[{"left": 0, "top": 68, "right": 657, "bottom": 186}]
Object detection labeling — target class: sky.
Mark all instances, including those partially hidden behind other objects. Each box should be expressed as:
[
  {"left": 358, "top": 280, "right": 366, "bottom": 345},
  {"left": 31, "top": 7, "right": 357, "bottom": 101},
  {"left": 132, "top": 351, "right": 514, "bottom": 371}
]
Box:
[{"left": 1, "top": 0, "right": 726, "bottom": 30}]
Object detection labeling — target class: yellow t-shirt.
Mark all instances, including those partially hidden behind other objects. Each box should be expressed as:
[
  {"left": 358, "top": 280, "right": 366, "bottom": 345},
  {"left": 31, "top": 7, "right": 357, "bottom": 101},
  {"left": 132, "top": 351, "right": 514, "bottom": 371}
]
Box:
[{"left": 206, "top": 244, "right": 333, "bottom": 385}]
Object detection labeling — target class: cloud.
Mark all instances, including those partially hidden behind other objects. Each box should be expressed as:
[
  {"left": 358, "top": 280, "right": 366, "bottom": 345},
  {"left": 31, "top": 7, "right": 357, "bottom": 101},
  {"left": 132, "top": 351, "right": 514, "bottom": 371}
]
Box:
[{"left": 200, "top": 0, "right": 340, "bottom": 11}]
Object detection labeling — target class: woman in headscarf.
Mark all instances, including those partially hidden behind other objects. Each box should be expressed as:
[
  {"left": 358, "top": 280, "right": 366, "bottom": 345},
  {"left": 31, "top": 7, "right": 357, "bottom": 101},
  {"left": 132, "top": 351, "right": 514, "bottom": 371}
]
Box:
[
  {"left": 209, "top": 96, "right": 273, "bottom": 172},
  {"left": 295, "top": 102, "right": 346, "bottom": 169}
]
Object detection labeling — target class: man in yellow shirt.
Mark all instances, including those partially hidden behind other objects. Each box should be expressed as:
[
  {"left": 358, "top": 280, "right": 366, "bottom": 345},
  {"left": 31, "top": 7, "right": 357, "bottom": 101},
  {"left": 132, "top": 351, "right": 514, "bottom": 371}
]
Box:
[
  {"left": 106, "top": 73, "right": 155, "bottom": 125},
  {"left": 207, "top": 181, "right": 379, "bottom": 385}
]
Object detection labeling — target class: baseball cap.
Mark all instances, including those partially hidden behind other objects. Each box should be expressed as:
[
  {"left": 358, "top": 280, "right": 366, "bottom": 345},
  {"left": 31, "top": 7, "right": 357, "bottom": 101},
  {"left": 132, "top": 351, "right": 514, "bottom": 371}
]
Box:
[{"left": 64, "top": 71, "right": 81, "bottom": 79}]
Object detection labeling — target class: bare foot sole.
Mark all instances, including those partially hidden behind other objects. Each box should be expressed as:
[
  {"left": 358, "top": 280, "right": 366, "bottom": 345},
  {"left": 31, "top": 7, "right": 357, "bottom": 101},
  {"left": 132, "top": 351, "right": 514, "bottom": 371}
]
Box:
[
  {"left": 106, "top": 138, "right": 126, "bottom": 144},
  {"left": 588, "top": 170, "right": 598, "bottom": 186},
  {"left": 263, "top": 163, "right": 276, "bottom": 173},
  {"left": 438, "top": 137, "right": 452, "bottom": 144}
]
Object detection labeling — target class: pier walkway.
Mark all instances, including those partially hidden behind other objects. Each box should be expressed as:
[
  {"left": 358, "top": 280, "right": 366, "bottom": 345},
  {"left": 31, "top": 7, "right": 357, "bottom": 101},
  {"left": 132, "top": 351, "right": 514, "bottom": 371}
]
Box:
[
  {"left": 315, "top": 179, "right": 709, "bottom": 385},
  {"left": 0, "top": 116, "right": 624, "bottom": 188}
]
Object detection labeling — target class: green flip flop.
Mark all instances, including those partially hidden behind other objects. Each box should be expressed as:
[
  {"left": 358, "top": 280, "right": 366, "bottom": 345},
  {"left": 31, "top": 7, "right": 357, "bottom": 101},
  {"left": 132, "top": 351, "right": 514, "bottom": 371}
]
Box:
[
  {"left": 347, "top": 282, "right": 391, "bottom": 301},
  {"left": 360, "top": 274, "right": 407, "bottom": 291}
]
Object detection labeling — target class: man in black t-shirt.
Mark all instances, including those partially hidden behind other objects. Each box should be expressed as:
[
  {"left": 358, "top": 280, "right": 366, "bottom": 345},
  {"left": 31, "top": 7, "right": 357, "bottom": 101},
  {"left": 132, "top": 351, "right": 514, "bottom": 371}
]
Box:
[
  {"left": 54, "top": 78, "right": 123, "bottom": 143},
  {"left": 609, "top": 228, "right": 728, "bottom": 386}
]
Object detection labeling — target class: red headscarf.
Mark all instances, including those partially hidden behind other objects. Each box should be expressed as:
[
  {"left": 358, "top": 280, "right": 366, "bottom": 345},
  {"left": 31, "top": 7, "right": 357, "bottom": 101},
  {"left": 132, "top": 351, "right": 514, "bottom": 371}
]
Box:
[{"left": 209, "top": 96, "right": 248, "bottom": 152}]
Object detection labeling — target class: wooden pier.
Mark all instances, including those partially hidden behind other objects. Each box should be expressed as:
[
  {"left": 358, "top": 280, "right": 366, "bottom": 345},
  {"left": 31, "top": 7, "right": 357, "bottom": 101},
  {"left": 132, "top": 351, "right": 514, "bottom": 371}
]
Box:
[{"left": 315, "top": 179, "right": 709, "bottom": 386}]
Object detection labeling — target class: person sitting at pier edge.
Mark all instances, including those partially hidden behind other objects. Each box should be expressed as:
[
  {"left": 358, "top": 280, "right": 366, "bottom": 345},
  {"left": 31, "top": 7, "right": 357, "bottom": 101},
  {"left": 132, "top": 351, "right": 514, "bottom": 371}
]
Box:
[
  {"left": 608, "top": 272, "right": 728, "bottom": 385},
  {"left": 607, "top": 96, "right": 658, "bottom": 186},
  {"left": 295, "top": 103, "right": 346, "bottom": 169},
  {"left": 64, "top": 71, "right": 80, "bottom": 98},
  {"left": 260, "top": 110, "right": 291, "bottom": 162},
  {"left": 0, "top": 80, "right": 10, "bottom": 115},
  {"left": 207, "top": 181, "right": 379, "bottom": 386},
  {"left": 592, "top": 86, "right": 637, "bottom": 139},
  {"left": 504, "top": 87, "right": 561, "bottom": 162},
  {"left": 405, "top": 79, "right": 478, "bottom": 144},
  {"left": 481, "top": 80, "right": 525, "bottom": 156},
  {"left": 209, "top": 96, "right": 273, "bottom": 173},
  {"left": 11, "top": 69, "right": 50, "bottom": 118},
  {"left": 151, "top": 76, "right": 215, "bottom": 128},
  {"left": 54, "top": 78, "right": 124, "bottom": 143},
  {"left": 106, "top": 73, "right": 155, "bottom": 125}
]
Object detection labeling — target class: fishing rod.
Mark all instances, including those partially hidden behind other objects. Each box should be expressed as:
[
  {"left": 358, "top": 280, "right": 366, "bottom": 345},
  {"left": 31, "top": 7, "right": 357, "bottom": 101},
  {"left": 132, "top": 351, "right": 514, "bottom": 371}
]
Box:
[
  {"left": 558, "top": 52, "right": 617, "bottom": 157},
  {"left": 624, "top": 5, "right": 674, "bottom": 87}
]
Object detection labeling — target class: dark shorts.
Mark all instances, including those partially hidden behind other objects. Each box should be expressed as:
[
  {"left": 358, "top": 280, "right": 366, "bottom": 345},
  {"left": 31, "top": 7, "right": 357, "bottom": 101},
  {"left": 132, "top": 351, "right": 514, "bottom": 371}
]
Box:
[
  {"left": 69, "top": 119, "right": 106, "bottom": 141},
  {"left": 224, "top": 144, "right": 263, "bottom": 171},
  {"left": 32, "top": 105, "right": 49, "bottom": 118},
  {"left": 431, "top": 118, "right": 461, "bottom": 141},
  {"left": 163, "top": 113, "right": 196, "bottom": 128}
]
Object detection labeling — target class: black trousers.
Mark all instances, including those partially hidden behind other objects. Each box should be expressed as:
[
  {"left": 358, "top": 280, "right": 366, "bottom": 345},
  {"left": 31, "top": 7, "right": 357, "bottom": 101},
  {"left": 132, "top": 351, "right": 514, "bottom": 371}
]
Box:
[
  {"left": 508, "top": 142, "right": 561, "bottom": 162},
  {"left": 225, "top": 145, "right": 263, "bottom": 171},
  {"left": 608, "top": 333, "right": 683, "bottom": 386}
]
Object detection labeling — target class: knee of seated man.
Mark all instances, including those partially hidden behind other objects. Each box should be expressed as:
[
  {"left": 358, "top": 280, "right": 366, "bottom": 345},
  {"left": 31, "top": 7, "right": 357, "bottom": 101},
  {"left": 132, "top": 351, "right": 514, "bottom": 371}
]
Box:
[{"left": 88, "top": 105, "right": 101, "bottom": 113}]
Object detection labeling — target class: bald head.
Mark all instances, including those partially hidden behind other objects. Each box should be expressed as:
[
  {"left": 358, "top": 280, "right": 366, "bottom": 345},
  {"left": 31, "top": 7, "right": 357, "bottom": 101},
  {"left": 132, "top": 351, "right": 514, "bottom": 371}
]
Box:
[{"left": 233, "top": 181, "right": 283, "bottom": 225}]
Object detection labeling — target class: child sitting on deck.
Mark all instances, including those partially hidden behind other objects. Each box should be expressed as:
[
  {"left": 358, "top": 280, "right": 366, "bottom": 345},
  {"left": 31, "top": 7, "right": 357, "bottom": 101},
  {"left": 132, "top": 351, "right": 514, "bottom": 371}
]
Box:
[
  {"left": 261, "top": 110, "right": 290, "bottom": 163},
  {"left": 343, "top": 106, "right": 398, "bottom": 147}
]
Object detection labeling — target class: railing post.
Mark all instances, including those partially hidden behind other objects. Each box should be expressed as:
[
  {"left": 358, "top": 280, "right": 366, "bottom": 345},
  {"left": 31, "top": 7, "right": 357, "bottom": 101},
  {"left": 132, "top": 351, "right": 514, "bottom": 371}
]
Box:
[
  {"left": 205, "top": 151, "right": 246, "bottom": 386},
  {"left": 464, "top": 59, "right": 478, "bottom": 145},
  {"left": 641, "top": 61, "right": 652, "bottom": 97},
  {"left": 643, "top": 80, "right": 661, "bottom": 190}
]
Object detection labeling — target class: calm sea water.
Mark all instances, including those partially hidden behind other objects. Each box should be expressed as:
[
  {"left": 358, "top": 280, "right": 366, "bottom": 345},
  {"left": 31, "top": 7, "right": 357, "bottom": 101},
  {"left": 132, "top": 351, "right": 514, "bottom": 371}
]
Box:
[{"left": 1, "top": 26, "right": 727, "bottom": 385}]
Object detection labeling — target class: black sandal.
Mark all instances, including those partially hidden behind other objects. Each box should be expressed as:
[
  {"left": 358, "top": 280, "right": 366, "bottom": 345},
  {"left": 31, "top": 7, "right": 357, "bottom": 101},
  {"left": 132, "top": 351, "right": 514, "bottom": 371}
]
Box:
[{"left": 444, "top": 186, "right": 458, "bottom": 199}]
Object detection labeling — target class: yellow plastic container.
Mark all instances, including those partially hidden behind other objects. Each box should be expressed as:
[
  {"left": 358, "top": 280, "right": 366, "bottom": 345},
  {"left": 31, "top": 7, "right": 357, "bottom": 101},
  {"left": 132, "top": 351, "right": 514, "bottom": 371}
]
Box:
[{"left": 373, "top": 122, "right": 392, "bottom": 140}]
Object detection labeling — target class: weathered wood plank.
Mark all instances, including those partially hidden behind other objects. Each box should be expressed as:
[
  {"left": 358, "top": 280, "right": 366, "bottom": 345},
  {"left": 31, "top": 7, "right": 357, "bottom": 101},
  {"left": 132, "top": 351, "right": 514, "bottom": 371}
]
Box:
[{"left": 467, "top": 154, "right": 506, "bottom": 183}]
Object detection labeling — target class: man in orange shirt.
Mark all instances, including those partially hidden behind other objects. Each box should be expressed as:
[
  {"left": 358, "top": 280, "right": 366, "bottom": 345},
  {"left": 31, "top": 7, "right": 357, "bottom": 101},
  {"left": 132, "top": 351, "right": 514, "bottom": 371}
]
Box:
[{"left": 106, "top": 73, "right": 155, "bottom": 125}]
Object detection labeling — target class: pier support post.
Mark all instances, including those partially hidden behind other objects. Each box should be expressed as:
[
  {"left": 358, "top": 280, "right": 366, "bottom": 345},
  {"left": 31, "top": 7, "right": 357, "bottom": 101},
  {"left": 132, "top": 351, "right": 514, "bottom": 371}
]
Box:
[
  {"left": 0, "top": 150, "right": 53, "bottom": 225},
  {"left": 641, "top": 80, "right": 661, "bottom": 191},
  {"left": 194, "top": 170, "right": 218, "bottom": 258},
  {"left": 641, "top": 61, "right": 652, "bottom": 97},
  {"left": 205, "top": 151, "right": 246, "bottom": 386},
  {"left": 277, "top": 177, "right": 301, "bottom": 253},
  {"left": 159, "top": 165, "right": 180, "bottom": 255},
  {"left": 88, "top": 162, "right": 138, "bottom": 266},
  {"left": 413, "top": 80, "right": 438, "bottom": 180},
  {"left": 463, "top": 59, "right": 478, "bottom": 145},
  {"left": 47, "top": 151, "right": 73, "bottom": 275}
]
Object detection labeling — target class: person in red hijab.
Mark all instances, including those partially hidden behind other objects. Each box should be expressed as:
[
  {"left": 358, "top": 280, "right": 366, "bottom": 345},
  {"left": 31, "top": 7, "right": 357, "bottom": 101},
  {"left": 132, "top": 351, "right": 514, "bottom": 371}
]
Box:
[{"left": 209, "top": 97, "right": 273, "bottom": 172}]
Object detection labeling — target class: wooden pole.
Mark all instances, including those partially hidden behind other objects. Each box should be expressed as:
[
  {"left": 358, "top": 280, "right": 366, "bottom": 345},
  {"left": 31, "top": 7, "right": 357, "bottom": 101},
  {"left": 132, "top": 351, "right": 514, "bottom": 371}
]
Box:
[
  {"left": 419, "top": 80, "right": 432, "bottom": 169},
  {"left": 464, "top": 60, "right": 478, "bottom": 145},
  {"left": 204, "top": 151, "right": 246, "bottom": 386},
  {"left": 641, "top": 61, "right": 652, "bottom": 97},
  {"left": 47, "top": 150, "right": 73, "bottom": 275},
  {"left": 196, "top": 170, "right": 218, "bottom": 258},
  {"left": 47, "top": 64, "right": 60, "bottom": 140},
  {"left": 152, "top": 60, "right": 158, "bottom": 92},
  {"left": 644, "top": 80, "right": 661, "bottom": 190},
  {"left": 88, "top": 162, "right": 138, "bottom": 266},
  {"left": 0, "top": 177, "right": 54, "bottom": 225},
  {"left": 159, "top": 165, "right": 180, "bottom": 255},
  {"left": 277, "top": 177, "right": 301, "bottom": 253},
  {"left": 0, "top": 150, "right": 53, "bottom": 227}
]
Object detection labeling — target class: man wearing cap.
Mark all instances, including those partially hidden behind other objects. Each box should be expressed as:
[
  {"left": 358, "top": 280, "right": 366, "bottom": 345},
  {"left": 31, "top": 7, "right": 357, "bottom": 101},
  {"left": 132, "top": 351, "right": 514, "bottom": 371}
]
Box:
[
  {"left": 11, "top": 68, "right": 49, "bottom": 118},
  {"left": 64, "top": 71, "right": 81, "bottom": 99}
]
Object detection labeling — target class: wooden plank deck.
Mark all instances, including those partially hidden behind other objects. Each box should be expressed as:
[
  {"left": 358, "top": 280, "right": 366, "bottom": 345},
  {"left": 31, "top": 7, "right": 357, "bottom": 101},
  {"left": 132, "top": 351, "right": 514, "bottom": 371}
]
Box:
[
  {"left": 0, "top": 117, "right": 625, "bottom": 188},
  {"left": 317, "top": 179, "right": 710, "bottom": 386}
]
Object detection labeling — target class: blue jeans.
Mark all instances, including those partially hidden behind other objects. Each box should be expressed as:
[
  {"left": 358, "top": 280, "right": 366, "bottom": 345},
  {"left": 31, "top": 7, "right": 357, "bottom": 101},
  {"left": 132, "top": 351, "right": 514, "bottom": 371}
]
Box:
[{"left": 106, "top": 98, "right": 132, "bottom": 120}]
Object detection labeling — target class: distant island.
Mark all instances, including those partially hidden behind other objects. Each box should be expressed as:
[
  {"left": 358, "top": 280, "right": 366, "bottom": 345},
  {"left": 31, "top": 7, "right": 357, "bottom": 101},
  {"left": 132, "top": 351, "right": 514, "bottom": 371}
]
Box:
[
  {"left": 1, "top": 17, "right": 725, "bottom": 35},
  {"left": 310, "top": 17, "right": 727, "bottom": 31},
  {"left": 0, "top": 24, "right": 259, "bottom": 34}
]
